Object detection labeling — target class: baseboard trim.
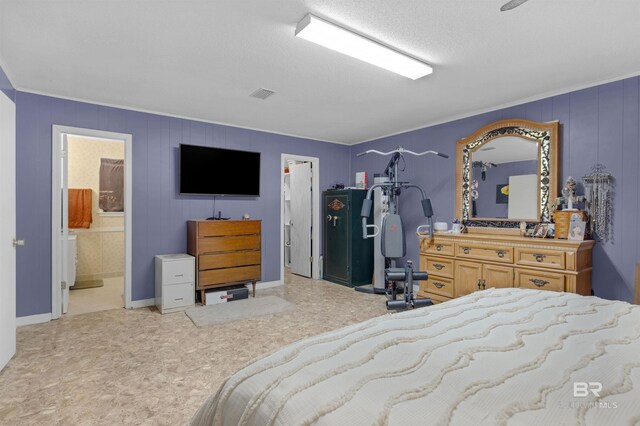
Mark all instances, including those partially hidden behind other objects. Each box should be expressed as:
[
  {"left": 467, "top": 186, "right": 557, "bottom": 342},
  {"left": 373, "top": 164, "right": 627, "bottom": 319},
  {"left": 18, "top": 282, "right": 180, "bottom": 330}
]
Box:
[
  {"left": 16, "top": 313, "right": 52, "bottom": 327},
  {"left": 247, "top": 280, "right": 283, "bottom": 290},
  {"left": 129, "top": 298, "right": 156, "bottom": 309}
]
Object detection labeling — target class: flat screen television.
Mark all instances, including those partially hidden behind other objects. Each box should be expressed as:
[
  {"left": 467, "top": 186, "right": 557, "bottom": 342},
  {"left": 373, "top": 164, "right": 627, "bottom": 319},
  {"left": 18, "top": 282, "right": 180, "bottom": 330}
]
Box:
[{"left": 179, "top": 144, "right": 260, "bottom": 196}]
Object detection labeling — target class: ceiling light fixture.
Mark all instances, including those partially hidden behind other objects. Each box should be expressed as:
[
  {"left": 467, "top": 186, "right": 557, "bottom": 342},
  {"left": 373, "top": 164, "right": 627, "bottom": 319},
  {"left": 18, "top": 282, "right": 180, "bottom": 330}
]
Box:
[{"left": 295, "top": 14, "right": 433, "bottom": 80}]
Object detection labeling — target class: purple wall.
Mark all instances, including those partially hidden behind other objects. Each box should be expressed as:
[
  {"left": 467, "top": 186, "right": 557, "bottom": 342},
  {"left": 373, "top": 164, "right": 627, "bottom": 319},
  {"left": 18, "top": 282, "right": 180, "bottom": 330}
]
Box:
[
  {"left": 0, "top": 65, "right": 15, "bottom": 102},
  {"left": 474, "top": 160, "right": 538, "bottom": 218},
  {"left": 15, "top": 92, "right": 350, "bottom": 317},
  {"left": 351, "top": 77, "right": 640, "bottom": 303}
]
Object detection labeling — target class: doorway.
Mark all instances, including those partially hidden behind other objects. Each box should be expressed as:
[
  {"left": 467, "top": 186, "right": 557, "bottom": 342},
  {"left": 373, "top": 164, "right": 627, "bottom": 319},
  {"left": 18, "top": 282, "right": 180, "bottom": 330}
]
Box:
[
  {"left": 280, "top": 154, "right": 320, "bottom": 281},
  {"left": 51, "top": 126, "right": 132, "bottom": 319}
]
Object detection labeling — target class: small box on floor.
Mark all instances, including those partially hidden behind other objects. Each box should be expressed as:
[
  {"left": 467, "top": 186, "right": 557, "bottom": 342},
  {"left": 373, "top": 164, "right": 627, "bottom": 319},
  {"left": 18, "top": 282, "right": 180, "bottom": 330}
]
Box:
[{"left": 205, "top": 286, "right": 249, "bottom": 305}]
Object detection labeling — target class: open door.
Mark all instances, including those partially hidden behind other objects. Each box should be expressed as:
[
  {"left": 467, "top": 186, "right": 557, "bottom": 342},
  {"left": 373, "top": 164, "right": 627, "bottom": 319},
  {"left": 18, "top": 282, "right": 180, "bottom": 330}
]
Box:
[
  {"left": 60, "top": 134, "right": 69, "bottom": 314},
  {"left": 0, "top": 90, "right": 17, "bottom": 371},
  {"left": 289, "top": 162, "right": 312, "bottom": 277}
]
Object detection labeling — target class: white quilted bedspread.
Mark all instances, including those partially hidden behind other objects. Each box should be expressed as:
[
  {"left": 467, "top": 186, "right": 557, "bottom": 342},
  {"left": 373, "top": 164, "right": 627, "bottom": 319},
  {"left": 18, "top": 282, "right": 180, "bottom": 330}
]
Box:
[{"left": 191, "top": 288, "right": 640, "bottom": 425}]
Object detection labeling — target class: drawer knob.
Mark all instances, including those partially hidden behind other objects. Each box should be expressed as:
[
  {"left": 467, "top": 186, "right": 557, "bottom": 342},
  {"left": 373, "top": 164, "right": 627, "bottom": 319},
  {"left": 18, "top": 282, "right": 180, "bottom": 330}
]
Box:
[
  {"left": 496, "top": 250, "right": 506, "bottom": 258},
  {"left": 529, "top": 278, "right": 549, "bottom": 287},
  {"left": 433, "top": 282, "right": 446, "bottom": 289},
  {"left": 534, "top": 254, "right": 546, "bottom": 262},
  {"left": 435, "top": 244, "right": 443, "bottom": 251},
  {"left": 462, "top": 247, "right": 471, "bottom": 254},
  {"left": 433, "top": 263, "right": 445, "bottom": 270}
]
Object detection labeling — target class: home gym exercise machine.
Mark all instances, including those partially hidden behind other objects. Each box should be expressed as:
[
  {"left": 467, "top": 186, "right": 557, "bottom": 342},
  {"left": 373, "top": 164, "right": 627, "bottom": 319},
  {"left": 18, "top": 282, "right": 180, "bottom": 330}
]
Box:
[{"left": 356, "top": 147, "right": 449, "bottom": 310}]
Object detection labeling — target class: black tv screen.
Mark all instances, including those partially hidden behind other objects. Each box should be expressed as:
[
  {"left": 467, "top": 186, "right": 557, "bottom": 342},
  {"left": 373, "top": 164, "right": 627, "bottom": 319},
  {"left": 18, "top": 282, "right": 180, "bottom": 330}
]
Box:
[{"left": 179, "top": 144, "right": 260, "bottom": 196}]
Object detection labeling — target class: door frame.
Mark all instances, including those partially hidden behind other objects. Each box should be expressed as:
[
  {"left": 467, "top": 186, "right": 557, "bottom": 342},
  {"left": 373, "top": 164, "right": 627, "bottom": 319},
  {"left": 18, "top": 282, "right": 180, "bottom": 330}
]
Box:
[
  {"left": 280, "top": 154, "right": 320, "bottom": 281},
  {"left": 51, "top": 125, "right": 133, "bottom": 319}
]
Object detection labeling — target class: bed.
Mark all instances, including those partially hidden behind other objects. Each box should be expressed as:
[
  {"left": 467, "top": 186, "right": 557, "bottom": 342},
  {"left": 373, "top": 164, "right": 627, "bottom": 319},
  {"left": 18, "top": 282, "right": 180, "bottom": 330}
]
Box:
[{"left": 191, "top": 287, "right": 640, "bottom": 425}]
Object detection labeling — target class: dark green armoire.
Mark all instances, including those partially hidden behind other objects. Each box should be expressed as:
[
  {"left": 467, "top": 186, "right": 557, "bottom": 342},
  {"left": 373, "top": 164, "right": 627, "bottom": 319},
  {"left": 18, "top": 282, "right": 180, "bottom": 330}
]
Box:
[{"left": 323, "top": 189, "right": 374, "bottom": 287}]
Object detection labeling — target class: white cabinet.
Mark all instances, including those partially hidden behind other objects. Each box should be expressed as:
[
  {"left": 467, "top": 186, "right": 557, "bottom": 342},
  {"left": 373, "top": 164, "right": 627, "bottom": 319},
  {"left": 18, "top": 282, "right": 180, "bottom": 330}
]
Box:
[{"left": 155, "top": 254, "right": 195, "bottom": 314}]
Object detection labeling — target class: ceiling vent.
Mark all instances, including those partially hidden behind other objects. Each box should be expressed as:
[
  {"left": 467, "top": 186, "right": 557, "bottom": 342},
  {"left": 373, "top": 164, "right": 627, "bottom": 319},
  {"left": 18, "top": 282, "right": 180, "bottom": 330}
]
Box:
[{"left": 250, "top": 88, "right": 276, "bottom": 100}]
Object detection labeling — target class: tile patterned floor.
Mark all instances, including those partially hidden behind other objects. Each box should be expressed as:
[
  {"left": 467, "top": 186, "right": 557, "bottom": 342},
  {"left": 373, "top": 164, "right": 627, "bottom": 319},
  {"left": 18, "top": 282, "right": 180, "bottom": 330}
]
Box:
[
  {"left": 68, "top": 276, "right": 124, "bottom": 316},
  {"left": 0, "top": 274, "right": 388, "bottom": 425}
]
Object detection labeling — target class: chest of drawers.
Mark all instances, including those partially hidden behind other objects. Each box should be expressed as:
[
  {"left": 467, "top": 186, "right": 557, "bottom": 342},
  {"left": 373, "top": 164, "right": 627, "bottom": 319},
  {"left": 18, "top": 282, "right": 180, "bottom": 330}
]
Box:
[
  {"left": 187, "top": 220, "right": 262, "bottom": 304},
  {"left": 418, "top": 233, "right": 594, "bottom": 303}
]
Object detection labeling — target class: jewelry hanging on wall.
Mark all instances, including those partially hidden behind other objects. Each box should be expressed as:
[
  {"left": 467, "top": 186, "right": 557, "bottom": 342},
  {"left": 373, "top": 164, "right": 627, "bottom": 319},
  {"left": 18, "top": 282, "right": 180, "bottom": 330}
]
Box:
[{"left": 582, "top": 164, "right": 613, "bottom": 242}]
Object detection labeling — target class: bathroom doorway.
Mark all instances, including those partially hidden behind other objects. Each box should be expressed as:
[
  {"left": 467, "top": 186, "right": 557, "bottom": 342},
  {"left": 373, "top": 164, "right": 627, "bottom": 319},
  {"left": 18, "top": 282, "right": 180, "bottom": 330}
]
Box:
[{"left": 51, "top": 126, "right": 132, "bottom": 319}]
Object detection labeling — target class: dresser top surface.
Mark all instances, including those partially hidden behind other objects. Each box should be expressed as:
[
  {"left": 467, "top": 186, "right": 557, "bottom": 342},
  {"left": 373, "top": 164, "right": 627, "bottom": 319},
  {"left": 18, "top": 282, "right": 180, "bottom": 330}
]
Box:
[
  {"left": 189, "top": 219, "right": 261, "bottom": 223},
  {"left": 419, "top": 232, "right": 595, "bottom": 249}
]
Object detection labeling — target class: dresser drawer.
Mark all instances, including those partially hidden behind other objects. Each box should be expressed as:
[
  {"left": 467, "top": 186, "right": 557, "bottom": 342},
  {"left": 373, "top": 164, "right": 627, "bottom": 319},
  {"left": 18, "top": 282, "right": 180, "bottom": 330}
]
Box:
[
  {"left": 421, "top": 276, "right": 454, "bottom": 298},
  {"left": 162, "top": 282, "right": 194, "bottom": 309},
  {"left": 421, "top": 239, "right": 454, "bottom": 256},
  {"left": 417, "top": 291, "right": 451, "bottom": 304},
  {"left": 199, "top": 251, "right": 260, "bottom": 270},
  {"left": 515, "top": 248, "right": 565, "bottom": 270},
  {"left": 456, "top": 243, "right": 513, "bottom": 263},
  {"left": 161, "top": 259, "right": 195, "bottom": 285},
  {"left": 199, "top": 265, "right": 261, "bottom": 286},
  {"left": 421, "top": 257, "right": 454, "bottom": 278},
  {"left": 198, "top": 235, "right": 260, "bottom": 253},
  {"left": 515, "top": 269, "right": 565, "bottom": 292},
  {"left": 198, "top": 221, "right": 260, "bottom": 237}
]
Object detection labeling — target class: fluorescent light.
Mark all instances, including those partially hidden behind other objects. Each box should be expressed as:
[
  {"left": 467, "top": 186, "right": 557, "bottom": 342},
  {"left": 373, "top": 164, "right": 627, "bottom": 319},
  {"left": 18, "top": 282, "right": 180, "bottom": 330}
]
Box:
[{"left": 295, "top": 14, "right": 432, "bottom": 80}]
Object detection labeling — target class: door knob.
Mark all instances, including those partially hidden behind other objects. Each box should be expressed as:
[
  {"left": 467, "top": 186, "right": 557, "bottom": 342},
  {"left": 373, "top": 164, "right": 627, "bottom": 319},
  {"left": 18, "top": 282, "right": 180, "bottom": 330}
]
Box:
[
  {"left": 12, "top": 238, "right": 25, "bottom": 247},
  {"left": 332, "top": 216, "right": 339, "bottom": 227}
]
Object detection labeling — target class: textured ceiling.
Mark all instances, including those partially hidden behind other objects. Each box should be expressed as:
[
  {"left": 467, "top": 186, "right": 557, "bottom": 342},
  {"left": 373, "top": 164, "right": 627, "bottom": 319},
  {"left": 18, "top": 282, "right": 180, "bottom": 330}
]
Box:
[{"left": 1, "top": 0, "right": 639, "bottom": 144}]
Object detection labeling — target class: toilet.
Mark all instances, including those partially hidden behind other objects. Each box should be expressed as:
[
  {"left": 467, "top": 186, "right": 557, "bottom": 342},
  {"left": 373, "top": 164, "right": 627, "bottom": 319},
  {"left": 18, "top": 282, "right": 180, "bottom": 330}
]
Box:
[{"left": 61, "top": 232, "right": 77, "bottom": 314}]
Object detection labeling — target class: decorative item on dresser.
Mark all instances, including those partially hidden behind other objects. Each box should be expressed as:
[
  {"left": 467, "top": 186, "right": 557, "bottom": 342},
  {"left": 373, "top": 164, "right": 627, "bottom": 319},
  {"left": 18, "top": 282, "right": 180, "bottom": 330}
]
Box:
[
  {"left": 187, "top": 220, "right": 261, "bottom": 305},
  {"left": 418, "top": 233, "right": 594, "bottom": 303}
]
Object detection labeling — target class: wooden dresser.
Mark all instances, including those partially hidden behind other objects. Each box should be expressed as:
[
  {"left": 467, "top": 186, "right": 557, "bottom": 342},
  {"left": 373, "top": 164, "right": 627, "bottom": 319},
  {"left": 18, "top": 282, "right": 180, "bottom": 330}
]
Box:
[
  {"left": 418, "top": 233, "right": 594, "bottom": 303},
  {"left": 187, "top": 220, "right": 261, "bottom": 304}
]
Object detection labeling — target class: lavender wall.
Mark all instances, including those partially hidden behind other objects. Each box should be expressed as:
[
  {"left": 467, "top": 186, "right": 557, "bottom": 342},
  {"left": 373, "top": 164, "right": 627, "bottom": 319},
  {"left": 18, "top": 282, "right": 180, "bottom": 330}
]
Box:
[
  {"left": 16, "top": 92, "right": 350, "bottom": 317},
  {"left": 0, "top": 65, "right": 15, "bottom": 102},
  {"left": 351, "top": 77, "right": 640, "bottom": 303},
  {"left": 474, "top": 160, "right": 538, "bottom": 218}
]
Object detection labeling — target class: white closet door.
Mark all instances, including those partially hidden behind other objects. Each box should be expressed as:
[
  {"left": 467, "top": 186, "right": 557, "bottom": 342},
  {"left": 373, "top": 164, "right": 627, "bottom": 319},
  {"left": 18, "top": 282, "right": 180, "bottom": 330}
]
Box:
[
  {"left": 0, "top": 90, "right": 16, "bottom": 371},
  {"left": 289, "top": 162, "right": 312, "bottom": 277}
]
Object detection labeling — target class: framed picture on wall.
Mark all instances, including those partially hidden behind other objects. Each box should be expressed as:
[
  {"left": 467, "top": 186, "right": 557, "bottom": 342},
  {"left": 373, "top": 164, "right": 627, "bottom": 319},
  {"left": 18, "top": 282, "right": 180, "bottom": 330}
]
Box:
[{"left": 496, "top": 184, "right": 509, "bottom": 204}]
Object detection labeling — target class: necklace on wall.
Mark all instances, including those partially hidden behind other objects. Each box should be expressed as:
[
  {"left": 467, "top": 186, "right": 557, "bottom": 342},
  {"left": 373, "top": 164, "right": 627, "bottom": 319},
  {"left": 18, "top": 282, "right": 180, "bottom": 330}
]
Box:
[{"left": 582, "top": 164, "right": 613, "bottom": 243}]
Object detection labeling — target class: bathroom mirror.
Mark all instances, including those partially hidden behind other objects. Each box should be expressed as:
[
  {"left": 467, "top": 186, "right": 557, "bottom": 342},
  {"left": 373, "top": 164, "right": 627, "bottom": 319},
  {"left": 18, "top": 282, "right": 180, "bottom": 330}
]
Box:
[{"left": 455, "top": 119, "right": 559, "bottom": 231}]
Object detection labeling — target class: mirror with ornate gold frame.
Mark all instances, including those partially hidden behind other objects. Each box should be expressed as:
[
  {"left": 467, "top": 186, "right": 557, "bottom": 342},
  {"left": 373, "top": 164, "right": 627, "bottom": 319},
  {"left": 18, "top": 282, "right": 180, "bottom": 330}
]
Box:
[{"left": 456, "top": 119, "right": 559, "bottom": 232}]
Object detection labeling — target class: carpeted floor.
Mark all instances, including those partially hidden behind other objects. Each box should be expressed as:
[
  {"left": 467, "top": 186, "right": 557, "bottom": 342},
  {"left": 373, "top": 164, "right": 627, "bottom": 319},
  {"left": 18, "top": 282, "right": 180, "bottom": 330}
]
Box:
[{"left": 0, "top": 273, "right": 387, "bottom": 425}]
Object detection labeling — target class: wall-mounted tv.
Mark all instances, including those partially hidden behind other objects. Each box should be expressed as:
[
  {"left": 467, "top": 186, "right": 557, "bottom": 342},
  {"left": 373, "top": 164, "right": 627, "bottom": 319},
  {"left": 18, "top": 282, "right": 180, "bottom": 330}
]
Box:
[{"left": 179, "top": 144, "right": 260, "bottom": 196}]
